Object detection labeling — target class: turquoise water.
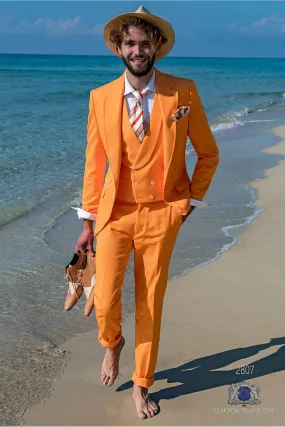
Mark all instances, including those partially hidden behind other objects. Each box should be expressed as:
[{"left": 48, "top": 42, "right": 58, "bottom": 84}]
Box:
[
  {"left": 0, "top": 55, "right": 284, "bottom": 227},
  {"left": 0, "top": 54, "right": 285, "bottom": 425}
]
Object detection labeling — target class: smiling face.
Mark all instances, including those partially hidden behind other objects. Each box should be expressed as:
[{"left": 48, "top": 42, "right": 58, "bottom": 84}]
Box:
[{"left": 117, "top": 26, "right": 158, "bottom": 77}]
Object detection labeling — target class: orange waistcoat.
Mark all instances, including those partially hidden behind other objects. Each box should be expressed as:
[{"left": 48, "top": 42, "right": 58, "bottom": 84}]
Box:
[{"left": 116, "top": 94, "right": 165, "bottom": 204}]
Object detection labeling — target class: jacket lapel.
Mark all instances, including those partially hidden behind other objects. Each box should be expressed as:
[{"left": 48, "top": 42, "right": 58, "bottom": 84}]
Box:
[
  {"left": 103, "top": 74, "right": 124, "bottom": 183},
  {"left": 155, "top": 68, "right": 178, "bottom": 185}
]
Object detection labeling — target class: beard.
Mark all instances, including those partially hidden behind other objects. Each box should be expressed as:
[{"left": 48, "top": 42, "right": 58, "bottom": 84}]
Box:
[{"left": 121, "top": 54, "right": 156, "bottom": 77}]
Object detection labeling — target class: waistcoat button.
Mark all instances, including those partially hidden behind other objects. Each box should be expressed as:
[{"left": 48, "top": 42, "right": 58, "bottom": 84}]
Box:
[
  {"left": 134, "top": 181, "right": 139, "bottom": 186},
  {"left": 150, "top": 181, "right": 154, "bottom": 185},
  {"left": 149, "top": 195, "right": 154, "bottom": 199}
]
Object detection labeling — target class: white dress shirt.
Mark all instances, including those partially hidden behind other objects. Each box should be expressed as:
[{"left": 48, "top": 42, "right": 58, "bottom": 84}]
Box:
[
  {"left": 73, "top": 70, "right": 208, "bottom": 220},
  {"left": 124, "top": 69, "right": 156, "bottom": 128}
]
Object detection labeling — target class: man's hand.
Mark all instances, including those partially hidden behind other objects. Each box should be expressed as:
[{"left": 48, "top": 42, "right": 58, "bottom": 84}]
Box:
[
  {"left": 74, "top": 219, "right": 95, "bottom": 256},
  {"left": 181, "top": 206, "right": 195, "bottom": 224}
]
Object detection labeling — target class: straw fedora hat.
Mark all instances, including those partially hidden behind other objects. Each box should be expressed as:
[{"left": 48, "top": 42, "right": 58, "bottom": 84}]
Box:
[{"left": 103, "top": 5, "right": 175, "bottom": 61}]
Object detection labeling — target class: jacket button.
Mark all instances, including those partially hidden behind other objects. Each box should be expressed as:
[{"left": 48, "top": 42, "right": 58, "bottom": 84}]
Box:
[
  {"left": 149, "top": 195, "right": 153, "bottom": 199},
  {"left": 150, "top": 181, "right": 154, "bottom": 185},
  {"left": 134, "top": 182, "right": 139, "bottom": 186}
]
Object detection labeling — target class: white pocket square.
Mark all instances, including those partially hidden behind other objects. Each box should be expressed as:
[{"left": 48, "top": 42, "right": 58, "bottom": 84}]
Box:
[{"left": 171, "top": 106, "right": 190, "bottom": 121}]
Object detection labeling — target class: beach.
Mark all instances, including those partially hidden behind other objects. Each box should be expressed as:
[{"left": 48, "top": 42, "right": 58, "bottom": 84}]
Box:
[
  {"left": 1, "top": 55, "right": 285, "bottom": 425},
  {"left": 23, "top": 124, "right": 285, "bottom": 426}
]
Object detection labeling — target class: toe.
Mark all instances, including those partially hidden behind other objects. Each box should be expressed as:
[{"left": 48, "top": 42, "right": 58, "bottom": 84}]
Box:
[
  {"left": 148, "top": 406, "right": 155, "bottom": 417},
  {"left": 133, "top": 400, "right": 147, "bottom": 419},
  {"left": 147, "top": 399, "right": 159, "bottom": 417},
  {"left": 107, "top": 376, "right": 114, "bottom": 387},
  {"left": 149, "top": 400, "right": 159, "bottom": 413},
  {"left": 144, "top": 405, "right": 152, "bottom": 418},
  {"left": 138, "top": 410, "right": 147, "bottom": 419},
  {"left": 108, "top": 372, "right": 117, "bottom": 387}
]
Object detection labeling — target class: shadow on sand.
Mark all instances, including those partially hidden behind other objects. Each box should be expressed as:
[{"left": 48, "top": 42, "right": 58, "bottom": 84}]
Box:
[{"left": 116, "top": 337, "right": 285, "bottom": 404}]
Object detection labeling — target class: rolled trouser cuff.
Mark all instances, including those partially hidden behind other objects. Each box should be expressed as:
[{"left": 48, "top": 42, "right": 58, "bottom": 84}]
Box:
[
  {"left": 132, "top": 371, "right": 155, "bottom": 388},
  {"left": 98, "top": 331, "right": 122, "bottom": 348}
]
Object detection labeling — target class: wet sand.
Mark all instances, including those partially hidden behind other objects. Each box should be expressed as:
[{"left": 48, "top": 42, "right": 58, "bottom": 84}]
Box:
[{"left": 24, "top": 125, "right": 285, "bottom": 426}]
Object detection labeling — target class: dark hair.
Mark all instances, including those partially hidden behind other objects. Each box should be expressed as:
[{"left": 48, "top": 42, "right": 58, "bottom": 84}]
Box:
[{"left": 109, "top": 16, "right": 167, "bottom": 51}]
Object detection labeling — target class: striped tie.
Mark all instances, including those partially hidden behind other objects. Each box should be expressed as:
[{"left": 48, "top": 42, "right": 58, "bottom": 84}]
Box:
[{"left": 129, "top": 90, "right": 149, "bottom": 142}]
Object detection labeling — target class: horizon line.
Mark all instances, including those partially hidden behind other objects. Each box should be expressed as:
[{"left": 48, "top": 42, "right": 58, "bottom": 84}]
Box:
[{"left": 1, "top": 52, "right": 285, "bottom": 60}]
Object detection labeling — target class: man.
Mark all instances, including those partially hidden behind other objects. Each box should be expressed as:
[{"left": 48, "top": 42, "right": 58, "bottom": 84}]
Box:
[{"left": 74, "top": 6, "right": 219, "bottom": 419}]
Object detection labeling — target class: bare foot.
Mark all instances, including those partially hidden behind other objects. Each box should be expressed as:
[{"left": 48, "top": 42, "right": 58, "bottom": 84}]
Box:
[
  {"left": 132, "top": 384, "right": 159, "bottom": 419},
  {"left": 101, "top": 337, "right": 125, "bottom": 387}
]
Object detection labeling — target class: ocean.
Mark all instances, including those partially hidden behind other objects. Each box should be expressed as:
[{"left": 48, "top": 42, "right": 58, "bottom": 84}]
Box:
[{"left": 0, "top": 54, "right": 285, "bottom": 425}]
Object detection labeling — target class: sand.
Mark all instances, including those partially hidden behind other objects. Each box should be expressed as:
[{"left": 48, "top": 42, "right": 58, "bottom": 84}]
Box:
[{"left": 24, "top": 125, "right": 285, "bottom": 426}]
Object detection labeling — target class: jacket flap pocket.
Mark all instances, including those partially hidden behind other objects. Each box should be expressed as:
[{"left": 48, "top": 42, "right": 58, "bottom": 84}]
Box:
[{"left": 174, "top": 179, "right": 190, "bottom": 192}]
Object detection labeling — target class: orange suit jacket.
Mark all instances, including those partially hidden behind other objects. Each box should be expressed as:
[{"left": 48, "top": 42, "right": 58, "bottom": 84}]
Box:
[{"left": 82, "top": 67, "right": 219, "bottom": 236}]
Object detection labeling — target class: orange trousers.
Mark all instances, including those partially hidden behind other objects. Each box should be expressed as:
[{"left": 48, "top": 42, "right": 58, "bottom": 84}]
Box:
[{"left": 94, "top": 200, "right": 182, "bottom": 388}]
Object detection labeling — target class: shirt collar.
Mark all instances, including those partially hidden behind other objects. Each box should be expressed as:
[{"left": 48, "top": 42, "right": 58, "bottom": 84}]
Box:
[{"left": 124, "top": 70, "right": 156, "bottom": 96}]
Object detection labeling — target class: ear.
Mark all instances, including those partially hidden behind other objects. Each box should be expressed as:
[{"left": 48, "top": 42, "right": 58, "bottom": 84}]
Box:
[{"left": 116, "top": 42, "right": 123, "bottom": 56}]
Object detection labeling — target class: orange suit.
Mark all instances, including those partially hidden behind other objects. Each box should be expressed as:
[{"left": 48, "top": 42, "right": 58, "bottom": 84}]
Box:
[{"left": 81, "top": 67, "right": 219, "bottom": 388}]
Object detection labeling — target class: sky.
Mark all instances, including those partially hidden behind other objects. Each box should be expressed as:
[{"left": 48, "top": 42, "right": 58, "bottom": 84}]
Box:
[{"left": 0, "top": 1, "right": 285, "bottom": 57}]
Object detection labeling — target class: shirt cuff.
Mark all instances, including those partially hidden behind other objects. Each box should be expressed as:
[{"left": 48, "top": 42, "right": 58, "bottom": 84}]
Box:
[
  {"left": 71, "top": 207, "right": 96, "bottom": 220},
  {"left": 190, "top": 199, "right": 210, "bottom": 208},
  {"left": 178, "top": 199, "right": 210, "bottom": 215}
]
